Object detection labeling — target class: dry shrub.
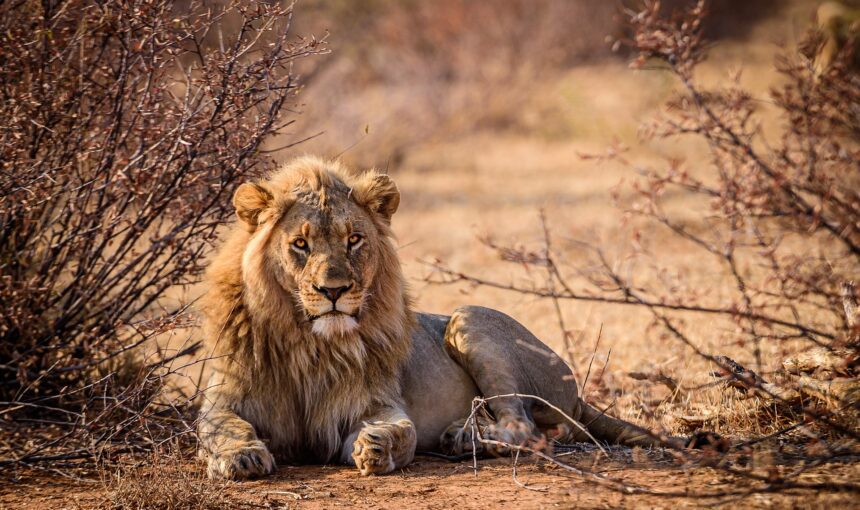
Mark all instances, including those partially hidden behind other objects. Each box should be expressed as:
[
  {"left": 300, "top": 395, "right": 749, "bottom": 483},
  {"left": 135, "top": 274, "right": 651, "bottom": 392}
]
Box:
[
  {"left": 419, "top": 1, "right": 860, "bottom": 499},
  {"left": 428, "top": 0, "right": 859, "bottom": 445},
  {"left": 0, "top": 0, "right": 323, "bottom": 471},
  {"left": 625, "top": 0, "right": 858, "bottom": 378}
]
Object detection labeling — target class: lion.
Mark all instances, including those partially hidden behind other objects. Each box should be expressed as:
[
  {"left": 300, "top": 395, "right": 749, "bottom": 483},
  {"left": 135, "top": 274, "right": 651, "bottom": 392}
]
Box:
[{"left": 198, "top": 156, "right": 687, "bottom": 480}]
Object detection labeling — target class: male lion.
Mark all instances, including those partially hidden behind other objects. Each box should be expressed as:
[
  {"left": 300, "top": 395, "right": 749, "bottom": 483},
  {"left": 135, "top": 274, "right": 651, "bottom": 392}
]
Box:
[{"left": 199, "top": 156, "right": 675, "bottom": 480}]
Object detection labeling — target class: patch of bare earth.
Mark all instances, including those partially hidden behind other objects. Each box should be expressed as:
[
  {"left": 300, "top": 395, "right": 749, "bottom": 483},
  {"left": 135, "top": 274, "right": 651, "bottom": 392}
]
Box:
[{"left": 2, "top": 452, "right": 859, "bottom": 509}]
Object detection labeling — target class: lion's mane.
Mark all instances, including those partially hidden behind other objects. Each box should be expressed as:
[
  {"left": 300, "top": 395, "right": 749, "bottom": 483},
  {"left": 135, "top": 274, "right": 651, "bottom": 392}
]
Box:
[{"left": 200, "top": 157, "right": 414, "bottom": 462}]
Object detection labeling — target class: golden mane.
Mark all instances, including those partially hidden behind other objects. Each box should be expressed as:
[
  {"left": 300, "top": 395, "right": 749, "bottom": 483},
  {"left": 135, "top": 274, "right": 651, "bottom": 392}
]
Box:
[{"left": 200, "top": 156, "right": 414, "bottom": 462}]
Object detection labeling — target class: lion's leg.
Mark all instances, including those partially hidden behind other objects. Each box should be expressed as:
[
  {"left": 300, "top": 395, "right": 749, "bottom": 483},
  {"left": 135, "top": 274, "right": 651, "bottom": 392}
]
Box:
[
  {"left": 342, "top": 405, "right": 417, "bottom": 476},
  {"left": 443, "top": 306, "right": 676, "bottom": 451},
  {"left": 567, "top": 401, "right": 664, "bottom": 448},
  {"left": 441, "top": 306, "right": 580, "bottom": 455},
  {"left": 198, "top": 372, "right": 276, "bottom": 480}
]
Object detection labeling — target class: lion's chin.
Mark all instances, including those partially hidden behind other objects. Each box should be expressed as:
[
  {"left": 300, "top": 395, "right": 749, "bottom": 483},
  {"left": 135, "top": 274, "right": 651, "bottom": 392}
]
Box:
[{"left": 310, "top": 313, "right": 359, "bottom": 338}]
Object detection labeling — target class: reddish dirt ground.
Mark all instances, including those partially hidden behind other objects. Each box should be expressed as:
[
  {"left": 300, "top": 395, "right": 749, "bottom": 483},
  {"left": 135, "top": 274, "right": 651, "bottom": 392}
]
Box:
[{"left": 2, "top": 451, "right": 859, "bottom": 509}]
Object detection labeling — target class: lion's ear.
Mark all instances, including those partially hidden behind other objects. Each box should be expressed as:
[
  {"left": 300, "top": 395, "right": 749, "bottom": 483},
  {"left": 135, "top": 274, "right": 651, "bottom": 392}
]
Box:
[
  {"left": 233, "top": 182, "right": 273, "bottom": 230},
  {"left": 353, "top": 173, "right": 400, "bottom": 223}
]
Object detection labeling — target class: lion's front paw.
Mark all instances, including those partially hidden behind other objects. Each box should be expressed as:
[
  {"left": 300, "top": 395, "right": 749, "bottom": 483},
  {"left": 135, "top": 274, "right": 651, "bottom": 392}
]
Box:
[
  {"left": 351, "top": 420, "right": 414, "bottom": 476},
  {"left": 206, "top": 441, "right": 276, "bottom": 480},
  {"left": 352, "top": 426, "right": 396, "bottom": 476}
]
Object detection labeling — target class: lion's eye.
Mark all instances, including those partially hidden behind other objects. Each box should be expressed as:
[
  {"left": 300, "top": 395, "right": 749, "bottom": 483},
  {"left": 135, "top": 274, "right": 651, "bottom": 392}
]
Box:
[
  {"left": 347, "top": 233, "right": 363, "bottom": 249},
  {"left": 292, "top": 238, "right": 308, "bottom": 251}
]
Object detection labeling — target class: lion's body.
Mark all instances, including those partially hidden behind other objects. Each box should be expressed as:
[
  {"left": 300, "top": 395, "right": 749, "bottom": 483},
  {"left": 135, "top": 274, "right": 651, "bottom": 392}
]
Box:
[
  {"left": 198, "top": 157, "right": 662, "bottom": 480},
  {"left": 402, "top": 313, "right": 479, "bottom": 451}
]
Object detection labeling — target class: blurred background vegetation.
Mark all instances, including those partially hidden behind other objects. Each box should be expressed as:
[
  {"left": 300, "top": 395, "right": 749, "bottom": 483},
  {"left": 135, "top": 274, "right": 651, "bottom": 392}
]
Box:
[{"left": 283, "top": 0, "right": 811, "bottom": 167}]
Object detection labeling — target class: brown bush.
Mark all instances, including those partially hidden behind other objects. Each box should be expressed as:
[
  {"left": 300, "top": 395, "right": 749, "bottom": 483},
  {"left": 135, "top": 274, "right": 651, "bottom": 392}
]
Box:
[
  {"left": 0, "top": 0, "right": 323, "bottom": 470},
  {"left": 428, "top": 0, "right": 859, "bottom": 443},
  {"left": 625, "top": 0, "right": 859, "bottom": 352}
]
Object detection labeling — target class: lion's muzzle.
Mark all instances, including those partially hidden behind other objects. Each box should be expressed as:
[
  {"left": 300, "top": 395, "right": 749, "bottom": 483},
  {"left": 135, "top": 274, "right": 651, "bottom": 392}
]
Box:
[
  {"left": 303, "top": 281, "right": 363, "bottom": 337},
  {"left": 313, "top": 283, "right": 354, "bottom": 304}
]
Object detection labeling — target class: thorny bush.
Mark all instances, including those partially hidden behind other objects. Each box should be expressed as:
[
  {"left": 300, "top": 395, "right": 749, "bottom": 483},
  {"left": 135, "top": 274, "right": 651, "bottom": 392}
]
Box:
[
  {"left": 429, "top": 1, "right": 859, "bottom": 443},
  {"left": 0, "top": 0, "right": 323, "bottom": 471}
]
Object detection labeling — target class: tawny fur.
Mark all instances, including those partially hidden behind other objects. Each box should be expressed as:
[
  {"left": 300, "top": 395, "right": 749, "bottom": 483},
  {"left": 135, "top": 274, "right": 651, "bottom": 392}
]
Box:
[
  {"left": 199, "top": 157, "right": 413, "bottom": 467},
  {"left": 198, "top": 156, "right": 689, "bottom": 481}
]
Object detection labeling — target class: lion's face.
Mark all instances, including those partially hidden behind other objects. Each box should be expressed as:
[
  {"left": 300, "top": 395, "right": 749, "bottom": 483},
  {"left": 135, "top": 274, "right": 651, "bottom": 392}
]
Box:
[
  {"left": 233, "top": 160, "right": 400, "bottom": 338},
  {"left": 274, "top": 197, "right": 380, "bottom": 337}
]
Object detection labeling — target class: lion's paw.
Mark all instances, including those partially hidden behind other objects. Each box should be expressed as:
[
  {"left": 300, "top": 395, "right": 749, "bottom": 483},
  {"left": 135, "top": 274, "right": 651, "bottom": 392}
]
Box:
[
  {"left": 206, "top": 441, "right": 276, "bottom": 480},
  {"left": 439, "top": 417, "right": 488, "bottom": 456},
  {"left": 440, "top": 416, "right": 535, "bottom": 457},
  {"left": 352, "top": 421, "right": 414, "bottom": 476}
]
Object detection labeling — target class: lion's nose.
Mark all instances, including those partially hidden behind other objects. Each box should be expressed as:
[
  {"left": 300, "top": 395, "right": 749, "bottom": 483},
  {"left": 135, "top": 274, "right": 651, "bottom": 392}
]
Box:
[{"left": 314, "top": 284, "right": 353, "bottom": 303}]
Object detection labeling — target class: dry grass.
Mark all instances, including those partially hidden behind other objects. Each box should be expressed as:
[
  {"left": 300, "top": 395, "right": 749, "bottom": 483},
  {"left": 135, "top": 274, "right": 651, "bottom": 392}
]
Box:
[
  {"left": 285, "top": 0, "right": 794, "bottom": 168},
  {"left": 101, "top": 455, "right": 233, "bottom": 510}
]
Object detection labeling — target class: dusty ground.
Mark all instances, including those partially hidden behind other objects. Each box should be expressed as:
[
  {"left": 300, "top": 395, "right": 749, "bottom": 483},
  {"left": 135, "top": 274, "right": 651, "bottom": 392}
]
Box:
[{"left": 3, "top": 451, "right": 859, "bottom": 509}]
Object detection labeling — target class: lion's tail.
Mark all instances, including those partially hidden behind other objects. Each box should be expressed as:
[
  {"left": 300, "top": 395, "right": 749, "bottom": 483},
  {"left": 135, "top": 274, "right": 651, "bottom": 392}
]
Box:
[{"left": 574, "top": 399, "right": 680, "bottom": 448}]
